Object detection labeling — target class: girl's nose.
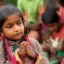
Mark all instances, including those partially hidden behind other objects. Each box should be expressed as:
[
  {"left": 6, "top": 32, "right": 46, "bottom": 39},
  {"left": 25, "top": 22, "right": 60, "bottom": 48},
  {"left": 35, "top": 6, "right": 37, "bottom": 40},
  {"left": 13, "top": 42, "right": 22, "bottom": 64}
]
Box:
[{"left": 14, "top": 25, "right": 19, "bottom": 32}]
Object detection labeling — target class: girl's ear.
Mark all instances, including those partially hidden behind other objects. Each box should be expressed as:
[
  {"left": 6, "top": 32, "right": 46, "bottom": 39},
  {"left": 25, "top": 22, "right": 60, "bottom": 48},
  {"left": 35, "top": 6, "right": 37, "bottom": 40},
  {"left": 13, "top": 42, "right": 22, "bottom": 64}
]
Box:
[{"left": 0, "top": 32, "right": 4, "bottom": 37}]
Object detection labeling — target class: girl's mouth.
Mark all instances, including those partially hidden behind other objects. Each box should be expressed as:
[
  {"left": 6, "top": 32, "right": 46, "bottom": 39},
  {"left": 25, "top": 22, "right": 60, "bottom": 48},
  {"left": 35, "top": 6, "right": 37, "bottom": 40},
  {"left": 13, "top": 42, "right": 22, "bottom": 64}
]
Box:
[{"left": 14, "top": 33, "right": 22, "bottom": 36}]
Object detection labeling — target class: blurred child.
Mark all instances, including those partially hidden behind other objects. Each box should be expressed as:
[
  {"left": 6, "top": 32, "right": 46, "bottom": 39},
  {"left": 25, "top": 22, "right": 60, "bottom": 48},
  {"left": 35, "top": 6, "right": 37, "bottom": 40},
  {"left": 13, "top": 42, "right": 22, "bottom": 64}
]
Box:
[
  {"left": 41, "top": 28, "right": 52, "bottom": 59},
  {"left": 41, "top": 28, "right": 57, "bottom": 59},
  {"left": 41, "top": 28, "right": 52, "bottom": 42},
  {"left": 42, "top": 8, "right": 64, "bottom": 64},
  {"left": 0, "top": 5, "right": 49, "bottom": 64},
  {"left": 28, "top": 30, "right": 40, "bottom": 42},
  {"left": 27, "top": 23, "right": 41, "bottom": 42},
  {"left": 41, "top": 28, "right": 52, "bottom": 51}
]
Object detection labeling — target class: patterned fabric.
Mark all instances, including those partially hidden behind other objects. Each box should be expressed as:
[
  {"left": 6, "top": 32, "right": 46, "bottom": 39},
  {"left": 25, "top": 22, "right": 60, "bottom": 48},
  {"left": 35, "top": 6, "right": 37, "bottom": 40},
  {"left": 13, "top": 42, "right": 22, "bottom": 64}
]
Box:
[
  {"left": 8, "top": 40, "right": 20, "bottom": 52},
  {"left": 0, "top": 37, "right": 49, "bottom": 64}
]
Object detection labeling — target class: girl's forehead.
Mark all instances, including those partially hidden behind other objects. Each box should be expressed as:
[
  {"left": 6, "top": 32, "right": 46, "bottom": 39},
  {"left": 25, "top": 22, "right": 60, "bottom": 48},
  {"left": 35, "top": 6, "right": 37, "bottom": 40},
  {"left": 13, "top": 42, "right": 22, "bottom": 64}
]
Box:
[{"left": 4, "top": 14, "right": 22, "bottom": 24}]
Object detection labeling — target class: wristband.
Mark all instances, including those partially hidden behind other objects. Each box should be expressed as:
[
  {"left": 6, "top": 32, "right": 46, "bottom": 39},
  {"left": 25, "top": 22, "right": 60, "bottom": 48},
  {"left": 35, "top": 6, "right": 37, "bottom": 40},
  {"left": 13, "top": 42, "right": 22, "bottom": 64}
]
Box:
[{"left": 15, "top": 49, "right": 24, "bottom": 64}]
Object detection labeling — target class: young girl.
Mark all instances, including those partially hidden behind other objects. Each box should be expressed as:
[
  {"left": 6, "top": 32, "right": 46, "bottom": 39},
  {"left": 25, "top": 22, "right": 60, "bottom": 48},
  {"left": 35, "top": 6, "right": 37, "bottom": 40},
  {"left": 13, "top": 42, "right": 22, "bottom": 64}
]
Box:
[{"left": 0, "top": 5, "right": 49, "bottom": 64}]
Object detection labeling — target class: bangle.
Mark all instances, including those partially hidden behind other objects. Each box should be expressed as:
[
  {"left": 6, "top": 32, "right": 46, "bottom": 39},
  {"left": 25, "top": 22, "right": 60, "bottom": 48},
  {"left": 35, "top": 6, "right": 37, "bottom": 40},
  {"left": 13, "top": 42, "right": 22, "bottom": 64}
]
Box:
[
  {"left": 15, "top": 49, "right": 24, "bottom": 64},
  {"left": 35, "top": 54, "right": 42, "bottom": 64}
]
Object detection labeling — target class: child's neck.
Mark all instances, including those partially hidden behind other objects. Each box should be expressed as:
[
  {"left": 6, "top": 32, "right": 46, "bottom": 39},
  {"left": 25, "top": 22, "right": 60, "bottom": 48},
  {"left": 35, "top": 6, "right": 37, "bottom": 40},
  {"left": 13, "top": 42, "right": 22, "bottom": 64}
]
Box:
[
  {"left": 8, "top": 39, "right": 20, "bottom": 45},
  {"left": 5, "top": 36, "right": 25, "bottom": 46},
  {"left": 5, "top": 37, "right": 20, "bottom": 46}
]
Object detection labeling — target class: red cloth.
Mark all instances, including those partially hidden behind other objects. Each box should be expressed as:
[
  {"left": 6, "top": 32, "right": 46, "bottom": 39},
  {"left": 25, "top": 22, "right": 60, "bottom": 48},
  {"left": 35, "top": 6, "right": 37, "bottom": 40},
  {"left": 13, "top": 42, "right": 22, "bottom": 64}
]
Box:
[
  {"left": 52, "top": 25, "right": 64, "bottom": 41},
  {"left": 60, "top": 6, "right": 64, "bottom": 23},
  {"left": 61, "top": 59, "right": 64, "bottom": 64},
  {"left": 39, "top": 23, "right": 46, "bottom": 33}
]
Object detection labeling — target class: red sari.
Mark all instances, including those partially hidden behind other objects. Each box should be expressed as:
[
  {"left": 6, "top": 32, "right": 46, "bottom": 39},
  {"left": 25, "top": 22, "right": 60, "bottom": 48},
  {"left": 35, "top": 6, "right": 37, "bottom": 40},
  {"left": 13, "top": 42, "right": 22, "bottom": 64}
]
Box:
[{"left": 52, "top": 25, "right": 64, "bottom": 41}]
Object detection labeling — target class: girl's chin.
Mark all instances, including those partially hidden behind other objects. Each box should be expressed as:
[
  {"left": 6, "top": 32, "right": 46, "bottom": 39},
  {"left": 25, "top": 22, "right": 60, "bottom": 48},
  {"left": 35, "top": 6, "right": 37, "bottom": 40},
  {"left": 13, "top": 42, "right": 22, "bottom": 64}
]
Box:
[{"left": 7, "top": 37, "right": 21, "bottom": 41}]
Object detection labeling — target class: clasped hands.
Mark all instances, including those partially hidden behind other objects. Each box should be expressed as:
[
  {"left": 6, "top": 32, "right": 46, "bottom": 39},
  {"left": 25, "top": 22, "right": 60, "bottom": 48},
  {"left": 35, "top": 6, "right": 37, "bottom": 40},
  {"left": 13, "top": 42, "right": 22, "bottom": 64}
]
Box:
[{"left": 18, "top": 41, "right": 36, "bottom": 58}]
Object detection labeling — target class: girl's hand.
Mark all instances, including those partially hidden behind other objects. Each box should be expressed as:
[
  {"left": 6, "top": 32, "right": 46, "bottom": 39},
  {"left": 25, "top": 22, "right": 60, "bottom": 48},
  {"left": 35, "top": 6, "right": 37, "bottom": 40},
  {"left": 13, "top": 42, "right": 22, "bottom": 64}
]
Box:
[
  {"left": 26, "top": 43, "right": 36, "bottom": 58},
  {"left": 18, "top": 42, "right": 26, "bottom": 56}
]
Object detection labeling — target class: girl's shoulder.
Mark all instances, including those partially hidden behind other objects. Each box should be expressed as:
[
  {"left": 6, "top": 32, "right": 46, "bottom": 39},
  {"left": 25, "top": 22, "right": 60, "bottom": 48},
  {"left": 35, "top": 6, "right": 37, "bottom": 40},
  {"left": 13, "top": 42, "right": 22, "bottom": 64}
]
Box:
[
  {"left": 28, "top": 38, "right": 42, "bottom": 51},
  {"left": 28, "top": 38, "right": 40, "bottom": 45}
]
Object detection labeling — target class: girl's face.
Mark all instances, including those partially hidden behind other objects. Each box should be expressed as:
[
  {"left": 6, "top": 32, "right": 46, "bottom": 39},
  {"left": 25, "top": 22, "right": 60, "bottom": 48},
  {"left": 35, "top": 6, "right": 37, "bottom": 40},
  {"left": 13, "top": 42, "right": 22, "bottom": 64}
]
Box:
[
  {"left": 1, "top": 13, "right": 24, "bottom": 40},
  {"left": 46, "top": 22, "right": 60, "bottom": 33}
]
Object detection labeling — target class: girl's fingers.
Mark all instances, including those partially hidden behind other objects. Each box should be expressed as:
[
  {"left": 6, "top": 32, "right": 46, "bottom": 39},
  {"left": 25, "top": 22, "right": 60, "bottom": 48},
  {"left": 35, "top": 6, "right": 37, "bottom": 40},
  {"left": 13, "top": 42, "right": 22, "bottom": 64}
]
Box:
[{"left": 20, "top": 41, "right": 28, "bottom": 46}]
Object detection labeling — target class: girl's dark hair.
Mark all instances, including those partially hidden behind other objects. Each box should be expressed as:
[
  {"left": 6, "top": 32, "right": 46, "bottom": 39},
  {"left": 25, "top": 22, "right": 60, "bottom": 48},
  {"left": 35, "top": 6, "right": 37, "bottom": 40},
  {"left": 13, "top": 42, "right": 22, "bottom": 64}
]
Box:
[
  {"left": 58, "top": 0, "right": 64, "bottom": 7},
  {"left": 42, "top": 8, "right": 59, "bottom": 25},
  {"left": 0, "top": 4, "right": 24, "bottom": 30}
]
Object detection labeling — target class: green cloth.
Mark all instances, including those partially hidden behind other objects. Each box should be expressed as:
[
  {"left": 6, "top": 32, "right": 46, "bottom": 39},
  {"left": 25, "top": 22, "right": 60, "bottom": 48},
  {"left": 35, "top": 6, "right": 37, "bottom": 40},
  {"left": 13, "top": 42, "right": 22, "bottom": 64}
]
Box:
[
  {"left": 44, "top": 51, "right": 49, "bottom": 59},
  {"left": 17, "top": 0, "right": 44, "bottom": 23},
  {"left": 4, "top": 0, "right": 17, "bottom": 6},
  {"left": 57, "top": 51, "right": 64, "bottom": 56},
  {"left": 8, "top": 40, "right": 20, "bottom": 52},
  {"left": 50, "top": 59, "right": 58, "bottom": 64},
  {"left": 49, "top": 51, "right": 64, "bottom": 64},
  {"left": 11, "top": 45, "right": 19, "bottom": 52}
]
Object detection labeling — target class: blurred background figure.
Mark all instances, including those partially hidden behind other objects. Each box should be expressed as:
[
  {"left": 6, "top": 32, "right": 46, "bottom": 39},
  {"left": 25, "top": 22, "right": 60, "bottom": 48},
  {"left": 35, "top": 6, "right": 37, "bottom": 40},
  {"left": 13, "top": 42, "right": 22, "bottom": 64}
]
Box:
[
  {"left": 27, "top": 23, "right": 41, "bottom": 43},
  {"left": 41, "top": 28, "right": 52, "bottom": 59},
  {"left": 42, "top": 8, "right": 64, "bottom": 64},
  {"left": 17, "top": 0, "right": 45, "bottom": 26}
]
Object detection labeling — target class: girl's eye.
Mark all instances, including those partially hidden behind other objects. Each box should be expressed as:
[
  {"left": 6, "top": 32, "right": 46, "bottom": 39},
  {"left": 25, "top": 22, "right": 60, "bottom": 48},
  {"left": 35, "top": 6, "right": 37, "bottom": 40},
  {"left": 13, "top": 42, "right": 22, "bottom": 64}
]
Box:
[
  {"left": 7, "top": 25, "right": 12, "bottom": 28},
  {"left": 17, "top": 21, "right": 22, "bottom": 25}
]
